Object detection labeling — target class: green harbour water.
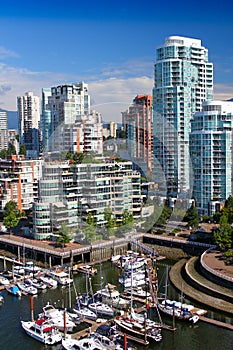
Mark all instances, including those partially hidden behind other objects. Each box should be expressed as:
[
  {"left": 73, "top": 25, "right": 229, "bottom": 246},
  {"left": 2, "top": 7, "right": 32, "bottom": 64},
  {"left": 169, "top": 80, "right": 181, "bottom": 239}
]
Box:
[{"left": 0, "top": 259, "right": 232, "bottom": 350}]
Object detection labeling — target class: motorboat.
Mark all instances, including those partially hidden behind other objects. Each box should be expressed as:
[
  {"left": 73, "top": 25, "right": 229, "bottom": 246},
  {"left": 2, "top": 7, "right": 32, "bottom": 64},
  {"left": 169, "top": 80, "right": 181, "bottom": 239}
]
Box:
[
  {"left": 88, "top": 301, "right": 114, "bottom": 317},
  {"left": 21, "top": 318, "right": 62, "bottom": 345},
  {"left": 39, "top": 303, "right": 76, "bottom": 332},
  {"left": 0, "top": 292, "right": 4, "bottom": 303},
  {"left": 48, "top": 269, "right": 73, "bottom": 286},
  {"left": 62, "top": 335, "right": 108, "bottom": 350},
  {"left": 39, "top": 275, "right": 58, "bottom": 288},
  {"left": 94, "top": 284, "right": 129, "bottom": 309},
  {"left": 0, "top": 275, "right": 10, "bottom": 286},
  {"left": 27, "top": 278, "right": 47, "bottom": 290},
  {"left": 24, "top": 261, "right": 41, "bottom": 274},
  {"left": 5, "top": 284, "right": 22, "bottom": 297},
  {"left": 73, "top": 264, "right": 97, "bottom": 276},
  {"left": 13, "top": 266, "right": 25, "bottom": 275},
  {"left": 17, "top": 282, "right": 38, "bottom": 295}
]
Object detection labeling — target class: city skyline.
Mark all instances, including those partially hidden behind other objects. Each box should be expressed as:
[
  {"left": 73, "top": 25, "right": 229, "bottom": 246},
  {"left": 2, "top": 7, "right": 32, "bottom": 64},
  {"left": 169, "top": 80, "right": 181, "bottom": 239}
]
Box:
[{"left": 0, "top": 0, "right": 232, "bottom": 122}]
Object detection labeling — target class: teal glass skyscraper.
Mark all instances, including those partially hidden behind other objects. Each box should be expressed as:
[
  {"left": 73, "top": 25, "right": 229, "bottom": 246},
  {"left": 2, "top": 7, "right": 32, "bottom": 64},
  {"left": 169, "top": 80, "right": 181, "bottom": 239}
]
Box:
[
  {"left": 153, "top": 36, "right": 213, "bottom": 199},
  {"left": 190, "top": 101, "right": 233, "bottom": 216}
]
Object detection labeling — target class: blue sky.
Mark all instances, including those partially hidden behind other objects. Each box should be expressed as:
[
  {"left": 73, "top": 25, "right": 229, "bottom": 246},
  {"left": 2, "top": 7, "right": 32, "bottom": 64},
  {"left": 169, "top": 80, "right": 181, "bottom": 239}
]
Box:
[{"left": 0, "top": 0, "right": 232, "bottom": 122}]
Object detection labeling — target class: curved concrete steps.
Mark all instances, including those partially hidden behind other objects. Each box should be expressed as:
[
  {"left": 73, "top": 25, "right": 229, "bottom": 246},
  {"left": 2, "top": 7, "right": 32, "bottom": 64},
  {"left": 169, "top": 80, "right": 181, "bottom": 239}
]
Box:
[
  {"left": 169, "top": 259, "right": 233, "bottom": 315},
  {"left": 185, "top": 256, "right": 233, "bottom": 303}
]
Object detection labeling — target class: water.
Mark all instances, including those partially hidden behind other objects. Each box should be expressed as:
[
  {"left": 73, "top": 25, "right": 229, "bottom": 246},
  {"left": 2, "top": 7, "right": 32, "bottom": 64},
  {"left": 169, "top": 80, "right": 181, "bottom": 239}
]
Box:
[{"left": 0, "top": 260, "right": 232, "bottom": 350}]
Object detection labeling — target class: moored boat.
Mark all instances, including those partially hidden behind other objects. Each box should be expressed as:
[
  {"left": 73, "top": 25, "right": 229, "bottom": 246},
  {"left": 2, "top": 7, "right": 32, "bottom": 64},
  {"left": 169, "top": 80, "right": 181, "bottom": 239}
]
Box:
[
  {"left": 5, "top": 284, "right": 22, "bottom": 297},
  {"left": 88, "top": 301, "right": 114, "bottom": 317},
  {"left": 39, "top": 275, "right": 58, "bottom": 288},
  {"left": 21, "top": 318, "right": 62, "bottom": 345},
  {"left": 94, "top": 283, "right": 129, "bottom": 309},
  {"left": 38, "top": 303, "right": 76, "bottom": 332},
  {"left": 0, "top": 292, "right": 4, "bottom": 303},
  {"left": 158, "top": 299, "right": 201, "bottom": 324},
  {"left": 62, "top": 334, "right": 107, "bottom": 350},
  {"left": 17, "top": 282, "right": 38, "bottom": 295}
]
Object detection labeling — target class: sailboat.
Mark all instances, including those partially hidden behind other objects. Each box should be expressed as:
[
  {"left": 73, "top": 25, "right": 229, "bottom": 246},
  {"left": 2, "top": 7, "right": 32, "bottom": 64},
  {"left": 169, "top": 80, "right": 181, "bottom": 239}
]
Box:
[
  {"left": 157, "top": 266, "right": 201, "bottom": 324},
  {"left": 114, "top": 261, "right": 162, "bottom": 345},
  {"left": 88, "top": 260, "right": 114, "bottom": 317}
]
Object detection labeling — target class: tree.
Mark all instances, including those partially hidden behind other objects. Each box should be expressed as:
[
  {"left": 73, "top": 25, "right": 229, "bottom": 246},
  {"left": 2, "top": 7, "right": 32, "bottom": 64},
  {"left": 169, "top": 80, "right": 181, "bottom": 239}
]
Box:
[
  {"left": 156, "top": 205, "right": 172, "bottom": 227},
  {"left": 19, "top": 144, "right": 26, "bottom": 156},
  {"left": 0, "top": 149, "right": 7, "bottom": 159},
  {"left": 3, "top": 211, "right": 19, "bottom": 231},
  {"left": 183, "top": 203, "right": 199, "bottom": 229},
  {"left": 3, "top": 201, "right": 20, "bottom": 218},
  {"left": 103, "top": 206, "right": 116, "bottom": 239},
  {"left": 214, "top": 224, "right": 232, "bottom": 251},
  {"left": 84, "top": 212, "right": 96, "bottom": 243},
  {"left": 56, "top": 222, "right": 72, "bottom": 248},
  {"left": 120, "top": 209, "right": 134, "bottom": 233}
]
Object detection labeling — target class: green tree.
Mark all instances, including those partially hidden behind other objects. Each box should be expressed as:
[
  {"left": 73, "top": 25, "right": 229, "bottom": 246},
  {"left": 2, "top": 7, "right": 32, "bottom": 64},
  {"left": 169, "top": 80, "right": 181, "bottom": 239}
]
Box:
[
  {"left": 19, "top": 144, "right": 27, "bottom": 156},
  {"left": 0, "top": 149, "right": 7, "bottom": 159},
  {"left": 120, "top": 209, "right": 134, "bottom": 233},
  {"left": 84, "top": 212, "right": 96, "bottom": 243},
  {"left": 156, "top": 205, "right": 172, "bottom": 227},
  {"left": 214, "top": 224, "right": 232, "bottom": 251},
  {"left": 3, "top": 211, "right": 19, "bottom": 231},
  {"left": 3, "top": 201, "right": 20, "bottom": 218},
  {"left": 103, "top": 206, "right": 116, "bottom": 239},
  {"left": 183, "top": 203, "right": 199, "bottom": 229},
  {"left": 56, "top": 222, "right": 72, "bottom": 248}
]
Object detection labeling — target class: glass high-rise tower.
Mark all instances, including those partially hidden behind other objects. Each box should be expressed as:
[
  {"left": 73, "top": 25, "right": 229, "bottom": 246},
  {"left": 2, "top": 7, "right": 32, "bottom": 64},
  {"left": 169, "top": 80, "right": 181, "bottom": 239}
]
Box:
[{"left": 153, "top": 36, "right": 213, "bottom": 199}]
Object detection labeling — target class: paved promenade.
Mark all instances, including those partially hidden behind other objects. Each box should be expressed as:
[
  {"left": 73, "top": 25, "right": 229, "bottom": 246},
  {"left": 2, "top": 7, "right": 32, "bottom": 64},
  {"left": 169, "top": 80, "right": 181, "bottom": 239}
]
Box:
[{"left": 203, "top": 250, "right": 233, "bottom": 279}]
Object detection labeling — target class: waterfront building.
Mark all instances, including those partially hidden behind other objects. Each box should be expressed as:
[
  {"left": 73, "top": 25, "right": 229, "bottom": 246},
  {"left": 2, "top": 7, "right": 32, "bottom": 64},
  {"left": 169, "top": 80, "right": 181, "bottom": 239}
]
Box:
[
  {"left": 33, "top": 158, "right": 141, "bottom": 240},
  {"left": 153, "top": 36, "right": 213, "bottom": 199},
  {"left": 0, "top": 110, "right": 8, "bottom": 151},
  {"left": 17, "top": 91, "right": 40, "bottom": 158},
  {"left": 190, "top": 100, "right": 233, "bottom": 216},
  {"left": 0, "top": 155, "right": 43, "bottom": 213},
  {"left": 122, "top": 95, "right": 153, "bottom": 175}
]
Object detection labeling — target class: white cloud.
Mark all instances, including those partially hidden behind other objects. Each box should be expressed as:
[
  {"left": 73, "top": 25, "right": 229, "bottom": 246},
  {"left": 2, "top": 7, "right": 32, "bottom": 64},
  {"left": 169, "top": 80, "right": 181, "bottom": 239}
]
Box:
[
  {"left": 214, "top": 83, "right": 233, "bottom": 101},
  {"left": 89, "top": 76, "right": 153, "bottom": 122},
  {"left": 0, "top": 46, "right": 19, "bottom": 59}
]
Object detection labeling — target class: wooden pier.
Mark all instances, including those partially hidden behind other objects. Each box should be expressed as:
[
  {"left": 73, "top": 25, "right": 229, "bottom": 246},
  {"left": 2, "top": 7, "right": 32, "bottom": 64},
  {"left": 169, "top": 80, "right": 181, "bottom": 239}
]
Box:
[{"left": 199, "top": 316, "right": 233, "bottom": 331}]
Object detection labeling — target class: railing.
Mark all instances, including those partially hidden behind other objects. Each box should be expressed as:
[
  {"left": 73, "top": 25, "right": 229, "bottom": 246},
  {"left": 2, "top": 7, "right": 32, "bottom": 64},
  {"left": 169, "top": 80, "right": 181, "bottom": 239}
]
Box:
[
  {"left": 144, "top": 233, "right": 216, "bottom": 248},
  {"left": 200, "top": 248, "right": 233, "bottom": 283}
]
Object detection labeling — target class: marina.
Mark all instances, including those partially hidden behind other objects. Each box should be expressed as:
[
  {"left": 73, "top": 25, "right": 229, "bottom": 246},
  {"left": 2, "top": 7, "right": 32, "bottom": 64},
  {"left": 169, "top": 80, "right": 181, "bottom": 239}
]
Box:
[{"left": 0, "top": 255, "right": 232, "bottom": 350}]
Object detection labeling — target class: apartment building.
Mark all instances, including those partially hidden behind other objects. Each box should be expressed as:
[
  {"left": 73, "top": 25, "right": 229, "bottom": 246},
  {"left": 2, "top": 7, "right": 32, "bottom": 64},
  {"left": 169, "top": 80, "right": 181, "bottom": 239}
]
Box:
[
  {"left": 0, "top": 155, "right": 43, "bottom": 213},
  {"left": 17, "top": 91, "right": 40, "bottom": 158},
  {"left": 122, "top": 95, "right": 153, "bottom": 175},
  {"left": 153, "top": 36, "right": 213, "bottom": 198},
  {"left": 190, "top": 100, "right": 233, "bottom": 216},
  {"left": 33, "top": 159, "right": 141, "bottom": 240},
  {"left": 0, "top": 110, "right": 8, "bottom": 151}
]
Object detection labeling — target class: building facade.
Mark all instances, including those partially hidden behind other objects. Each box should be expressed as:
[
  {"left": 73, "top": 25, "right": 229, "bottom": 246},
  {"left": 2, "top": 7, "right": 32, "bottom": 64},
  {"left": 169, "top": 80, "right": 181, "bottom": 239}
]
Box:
[
  {"left": 0, "top": 110, "right": 8, "bottom": 151},
  {"left": 33, "top": 159, "right": 141, "bottom": 240},
  {"left": 17, "top": 92, "right": 40, "bottom": 158},
  {"left": 190, "top": 101, "right": 233, "bottom": 216},
  {"left": 43, "top": 82, "right": 91, "bottom": 153},
  {"left": 153, "top": 36, "right": 213, "bottom": 198},
  {"left": 0, "top": 155, "right": 42, "bottom": 213},
  {"left": 122, "top": 95, "right": 153, "bottom": 175}
]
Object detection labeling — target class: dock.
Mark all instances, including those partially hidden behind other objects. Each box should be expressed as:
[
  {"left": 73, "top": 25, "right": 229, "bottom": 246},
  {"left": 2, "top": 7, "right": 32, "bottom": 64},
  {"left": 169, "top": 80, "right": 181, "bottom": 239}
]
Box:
[{"left": 199, "top": 316, "right": 233, "bottom": 331}]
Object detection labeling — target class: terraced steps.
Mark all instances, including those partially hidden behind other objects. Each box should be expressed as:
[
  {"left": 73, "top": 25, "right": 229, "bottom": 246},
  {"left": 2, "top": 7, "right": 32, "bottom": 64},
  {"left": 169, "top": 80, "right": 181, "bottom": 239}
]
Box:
[
  {"left": 185, "top": 256, "right": 233, "bottom": 303},
  {"left": 169, "top": 259, "right": 233, "bottom": 315}
]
